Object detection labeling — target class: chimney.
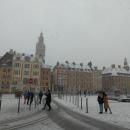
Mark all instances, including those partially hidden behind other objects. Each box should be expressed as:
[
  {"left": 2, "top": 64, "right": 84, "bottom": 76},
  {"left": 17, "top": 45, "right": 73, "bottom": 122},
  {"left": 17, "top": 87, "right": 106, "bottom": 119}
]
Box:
[
  {"left": 94, "top": 66, "right": 98, "bottom": 70},
  {"left": 118, "top": 65, "right": 121, "bottom": 69},
  {"left": 103, "top": 66, "right": 106, "bottom": 70},
  {"left": 111, "top": 64, "right": 115, "bottom": 69},
  {"left": 9, "top": 49, "right": 13, "bottom": 54},
  {"left": 30, "top": 54, "right": 33, "bottom": 57}
]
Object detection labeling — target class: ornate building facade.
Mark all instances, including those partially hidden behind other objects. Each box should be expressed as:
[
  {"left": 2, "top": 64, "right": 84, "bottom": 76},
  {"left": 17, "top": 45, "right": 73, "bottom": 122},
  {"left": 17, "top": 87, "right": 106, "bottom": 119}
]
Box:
[
  {"left": 12, "top": 53, "right": 42, "bottom": 91},
  {"left": 0, "top": 50, "right": 14, "bottom": 93},
  {"left": 0, "top": 33, "right": 52, "bottom": 93}
]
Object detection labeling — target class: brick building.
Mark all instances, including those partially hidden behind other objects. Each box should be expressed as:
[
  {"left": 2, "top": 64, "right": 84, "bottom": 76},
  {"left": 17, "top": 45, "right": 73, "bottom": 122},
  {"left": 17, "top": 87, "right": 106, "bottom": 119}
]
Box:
[
  {"left": 53, "top": 62, "right": 102, "bottom": 94},
  {"left": 40, "top": 65, "right": 51, "bottom": 91}
]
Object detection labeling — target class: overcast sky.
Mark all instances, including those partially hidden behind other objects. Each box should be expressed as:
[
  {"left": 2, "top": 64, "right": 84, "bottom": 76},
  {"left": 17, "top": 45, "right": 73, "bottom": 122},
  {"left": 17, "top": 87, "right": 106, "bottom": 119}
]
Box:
[{"left": 0, "top": 0, "right": 130, "bottom": 68}]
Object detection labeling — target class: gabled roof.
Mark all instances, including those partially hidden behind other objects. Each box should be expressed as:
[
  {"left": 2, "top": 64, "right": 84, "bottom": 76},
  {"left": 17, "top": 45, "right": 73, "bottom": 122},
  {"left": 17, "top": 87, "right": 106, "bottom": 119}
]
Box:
[{"left": 0, "top": 51, "right": 14, "bottom": 67}]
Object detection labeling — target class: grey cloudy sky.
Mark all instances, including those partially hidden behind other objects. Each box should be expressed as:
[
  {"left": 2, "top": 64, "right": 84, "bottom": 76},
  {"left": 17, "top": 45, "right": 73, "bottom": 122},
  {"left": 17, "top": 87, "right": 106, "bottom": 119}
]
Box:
[{"left": 0, "top": 0, "right": 130, "bottom": 68}]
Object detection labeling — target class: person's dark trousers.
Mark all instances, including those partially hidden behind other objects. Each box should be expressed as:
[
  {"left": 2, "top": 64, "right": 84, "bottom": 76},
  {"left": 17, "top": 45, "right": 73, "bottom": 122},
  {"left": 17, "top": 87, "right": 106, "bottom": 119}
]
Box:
[
  {"left": 27, "top": 97, "right": 30, "bottom": 105},
  {"left": 46, "top": 101, "right": 51, "bottom": 110},
  {"left": 30, "top": 98, "right": 33, "bottom": 105},
  {"left": 99, "top": 103, "right": 103, "bottom": 113}
]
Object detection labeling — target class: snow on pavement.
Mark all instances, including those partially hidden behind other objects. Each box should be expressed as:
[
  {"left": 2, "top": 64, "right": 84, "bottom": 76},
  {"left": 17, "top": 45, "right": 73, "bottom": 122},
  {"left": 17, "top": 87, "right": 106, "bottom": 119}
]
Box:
[
  {"left": 1, "top": 94, "right": 130, "bottom": 129},
  {"left": 0, "top": 94, "right": 63, "bottom": 130},
  {"left": 54, "top": 95, "right": 130, "bottom": 129}
]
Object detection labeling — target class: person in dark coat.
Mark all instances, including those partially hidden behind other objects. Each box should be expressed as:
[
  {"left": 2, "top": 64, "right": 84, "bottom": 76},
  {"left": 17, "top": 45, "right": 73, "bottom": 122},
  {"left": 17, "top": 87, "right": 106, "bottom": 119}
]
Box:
[
  {"left": 97, "top": 92, "right": 104, "bottom": 114},
  {"left": 42, "top": 89, "right": 51, "bottom": 110},
  {"left": 23, "top": 90, "right": 28, "bottom": 104},
  {"left": 30, "top": 90, "right": 34, "bottom": 105},
  {"left": 27, "top": 90, "right": 30, "bottom": 105},
  {"left": 39, "top": 90, "right": 43, "bottom": 104}
]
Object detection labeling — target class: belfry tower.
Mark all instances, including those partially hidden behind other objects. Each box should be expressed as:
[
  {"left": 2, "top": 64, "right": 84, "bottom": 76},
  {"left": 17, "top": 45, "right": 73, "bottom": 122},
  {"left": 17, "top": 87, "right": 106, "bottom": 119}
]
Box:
[
  {"left": 35, "top": 32, "right": 45, "bottom": 63},
  {"left": 124, "top": 57, "right": 129, "bottom": 71}
]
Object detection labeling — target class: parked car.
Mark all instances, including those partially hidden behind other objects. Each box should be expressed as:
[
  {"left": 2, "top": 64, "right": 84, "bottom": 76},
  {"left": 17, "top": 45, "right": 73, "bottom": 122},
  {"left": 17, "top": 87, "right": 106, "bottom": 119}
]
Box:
[{"left": 118, "top": 95, "right": 130, "bottom": 102}]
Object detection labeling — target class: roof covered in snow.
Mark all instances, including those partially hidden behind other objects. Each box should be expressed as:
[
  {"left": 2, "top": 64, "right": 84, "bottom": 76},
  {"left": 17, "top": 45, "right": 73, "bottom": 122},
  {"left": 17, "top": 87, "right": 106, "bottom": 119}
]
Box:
[{"left": 102, "top": 65, "right": 130, "bottom": 76}]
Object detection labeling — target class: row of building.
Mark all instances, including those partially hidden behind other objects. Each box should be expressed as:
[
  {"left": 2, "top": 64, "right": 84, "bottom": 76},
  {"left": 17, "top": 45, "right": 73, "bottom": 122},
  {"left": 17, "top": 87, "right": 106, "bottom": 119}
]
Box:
[
  {"left": 0, "top": 33, "right": 51, "bottom": 93},
  {"left": 0, "top": 33, "right": 130, "bottom": 95}
]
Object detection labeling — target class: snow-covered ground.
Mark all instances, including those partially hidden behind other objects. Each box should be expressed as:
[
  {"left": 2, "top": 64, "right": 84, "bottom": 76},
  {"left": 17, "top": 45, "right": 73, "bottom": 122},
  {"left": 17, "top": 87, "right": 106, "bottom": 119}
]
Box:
[
  {"left": 0, "top": 94, "right": 43, "bottom": 121},
  {"left": 54, "top": 95, "right": 130, "bottom": 129},
  {"left": 1, "top": 94, "right": 130, "bottom": 129},
  {"left": 0, "top": 94, "right": 63, "bottom": 130}
]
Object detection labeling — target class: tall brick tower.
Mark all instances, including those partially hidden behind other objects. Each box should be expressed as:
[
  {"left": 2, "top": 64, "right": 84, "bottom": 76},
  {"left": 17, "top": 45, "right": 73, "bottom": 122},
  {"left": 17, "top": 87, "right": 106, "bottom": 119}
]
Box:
[{"left": 35, "top": 32, "right": 45, "bottom": 63}]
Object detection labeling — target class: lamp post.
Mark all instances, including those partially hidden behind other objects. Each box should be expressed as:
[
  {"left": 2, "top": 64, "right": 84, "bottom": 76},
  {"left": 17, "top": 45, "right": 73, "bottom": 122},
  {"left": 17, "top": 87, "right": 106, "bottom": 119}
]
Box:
[
  {"left": 65, "top": 61, "right": 69, "bottom": 100},
  {"left": 56, "top": 62, "right": 59, "bottom": 98},
  {"left": 80, "top": 63, "right": 83, "bottom": 95},
  {"left": 72, "top": 62, "right": 76, "bottom": 104}
]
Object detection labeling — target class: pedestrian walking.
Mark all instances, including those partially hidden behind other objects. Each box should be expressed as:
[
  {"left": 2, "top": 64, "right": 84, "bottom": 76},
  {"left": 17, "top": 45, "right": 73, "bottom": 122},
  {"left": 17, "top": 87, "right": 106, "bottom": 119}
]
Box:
[
  {"left": 97, "top": 92, "right": 104, "bottom": 114},
  {"left": 84, "top": 90, "right": 86, "bottom": 97},
  {"left": 42, "top": 89, "right": 52, "bottom": 111},
  {"left": 27, "top": 90, "right": 30, "bottom": 105},
  {"left": 38, "top": 90, "right": 43, "bottom": 104},
  {"left": 103, "top": 92, "right": 112, "bottom": 114},
  {"left": 23, "top": 90, "right": 28, "bottom": 104},
  {"left": 30, "top": 90, "right": 34, "bottom": 105}
]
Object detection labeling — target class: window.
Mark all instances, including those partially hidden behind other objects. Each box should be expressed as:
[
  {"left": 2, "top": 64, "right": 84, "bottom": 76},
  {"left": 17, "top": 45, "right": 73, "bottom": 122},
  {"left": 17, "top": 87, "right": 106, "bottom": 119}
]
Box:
[
  {"left": 33, "top": 64, "right": 39, "bottom": 69},
  {"left": 24, "top": 71, "right": 29, "bottom": 75},
  {"left": 46, "top": 83, "right": 48, "bottom": 86},
  {"left": 14, "top": 70, "right": 19, "bottom": 75},
  {"left": 16, "top": 57, "right": 20, "bottom": 61},
  {"left": 15, "top": 63, "right": 20, "bottom": 67},
  {"left": 24, "top": 64, "right": 30, "bottom": 68},
  {"left": 33, "top": 71, "right": 39, "bottom": 76},
  {"left": 23, "top": 78, "right": 28, "bottom": 84}
]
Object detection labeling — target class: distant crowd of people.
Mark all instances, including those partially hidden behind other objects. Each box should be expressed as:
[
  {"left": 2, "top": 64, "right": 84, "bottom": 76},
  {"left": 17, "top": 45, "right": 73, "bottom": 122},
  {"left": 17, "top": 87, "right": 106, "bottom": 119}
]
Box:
[
  {"left": 23, "top": 88, "right": 112, "bottom": 113},
  {"left": 23, "top": 89, "right": 52, "bottom": 111}
]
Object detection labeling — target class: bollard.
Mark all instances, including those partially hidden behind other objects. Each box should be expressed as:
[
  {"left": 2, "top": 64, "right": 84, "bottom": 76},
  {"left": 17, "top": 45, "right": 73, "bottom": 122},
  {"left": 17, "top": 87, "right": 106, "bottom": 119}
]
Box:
[
  {"left": 63, "top": 93, "right": 64, "bottom": 100},
  {"left": 70, "top": 95, "right": 71, "bottom": 102},
  {"left": 66, "top": 92, "right": 67, "bottom": 101},
  {"left": 81, "top": 97, "right": 82, "bottom": 110},
  {"left": 86, "top": 98, "right": 88, "bottom": 113},
  {"left": 72, "top": 94, "right": 74, "bottom": 104},
  {"left": 29, "top": 98, "right": 31, "bottom": 111},
  {"left": 0, "top": 93, "right": 1, "bottom": 111},
  {"left": 17, "top": 97, "right": 20, "bottom": 113},
  {"left": 34, "top": 96, "right": 37, "bottom": 108},
  {"left": 0, "top": 100, "right": 1, "bottom": 111},
  {"left": 75, "top": 95, "right": 76, "bottom": 105},
  {"left": 77, "top": 95, "right": 79, "bottom": 108}
]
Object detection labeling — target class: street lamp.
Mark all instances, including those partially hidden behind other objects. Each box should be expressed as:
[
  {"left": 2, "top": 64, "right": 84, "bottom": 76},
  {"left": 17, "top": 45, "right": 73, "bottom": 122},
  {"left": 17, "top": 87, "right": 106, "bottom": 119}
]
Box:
[
  {"left": 72, "top": 62, "right": 76, "bottom": 103},
  {"left": 65, "top": 61, "right": 69, "bottom": 100}
]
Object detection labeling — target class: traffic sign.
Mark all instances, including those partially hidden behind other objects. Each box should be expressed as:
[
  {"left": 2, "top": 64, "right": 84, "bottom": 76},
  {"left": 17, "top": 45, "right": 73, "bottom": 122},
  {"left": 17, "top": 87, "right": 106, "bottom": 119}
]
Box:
[{"left": 28, "top": 78, "right": 33, "bottom": 84}]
